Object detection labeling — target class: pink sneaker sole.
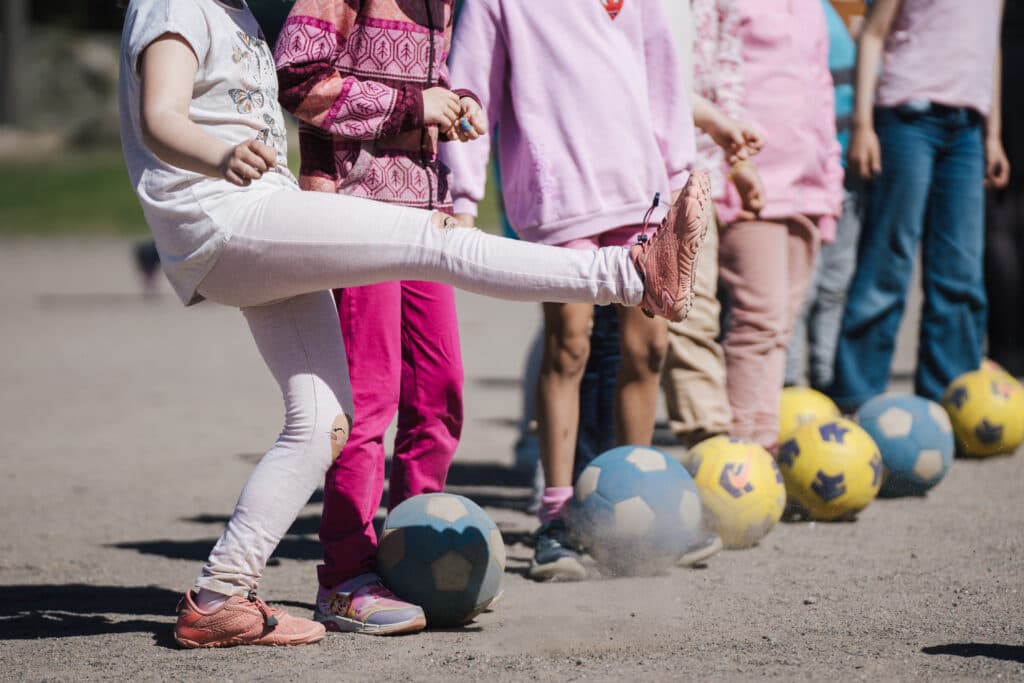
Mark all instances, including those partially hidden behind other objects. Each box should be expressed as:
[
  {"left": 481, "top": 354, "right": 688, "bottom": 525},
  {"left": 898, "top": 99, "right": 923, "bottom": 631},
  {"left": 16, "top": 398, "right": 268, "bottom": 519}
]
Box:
[
  {"left": 321, "top": 614, "right": 427, "bottom": 636},
  {"left": 632, "top": 170, "right": 712, "bottom": 322}
]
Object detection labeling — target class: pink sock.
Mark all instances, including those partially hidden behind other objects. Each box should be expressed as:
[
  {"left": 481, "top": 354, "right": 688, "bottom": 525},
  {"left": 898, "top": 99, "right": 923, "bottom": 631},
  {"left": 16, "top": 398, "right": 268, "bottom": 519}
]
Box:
[{"left": 539, "top": 486, "right": 574, "bottom": 524}]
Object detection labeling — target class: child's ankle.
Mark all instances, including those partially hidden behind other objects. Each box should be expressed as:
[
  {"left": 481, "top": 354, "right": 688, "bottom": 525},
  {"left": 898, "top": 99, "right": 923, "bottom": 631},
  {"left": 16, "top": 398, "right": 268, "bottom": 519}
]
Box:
[
  {"left": 538, "top": 486, "right": 574, "bottom": 524},
  {"left": 195, "top": 588, "right": 230, "bottom": 612}
]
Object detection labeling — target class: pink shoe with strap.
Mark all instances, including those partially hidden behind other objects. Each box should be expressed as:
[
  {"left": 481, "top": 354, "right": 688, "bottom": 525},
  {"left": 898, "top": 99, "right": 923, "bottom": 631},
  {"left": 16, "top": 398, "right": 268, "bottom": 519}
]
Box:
[
  {"left": 630, "top": 170, "right": 712, "bottom": 322},
  {"left": 174, "top": 589, "right": 326, "bottom": 648},
  {"left": 314, "top": 573, "right": 426, "bottom": 635}
]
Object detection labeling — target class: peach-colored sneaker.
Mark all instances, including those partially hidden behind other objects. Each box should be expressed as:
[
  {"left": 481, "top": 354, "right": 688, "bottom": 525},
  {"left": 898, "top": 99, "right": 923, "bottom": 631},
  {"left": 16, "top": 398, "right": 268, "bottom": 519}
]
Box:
[
  {"left": 630, "top": 170, "right": 712, "bottom": 322},
  {"left": 174, "top": 589, "right": 326, "bottom": 648}
]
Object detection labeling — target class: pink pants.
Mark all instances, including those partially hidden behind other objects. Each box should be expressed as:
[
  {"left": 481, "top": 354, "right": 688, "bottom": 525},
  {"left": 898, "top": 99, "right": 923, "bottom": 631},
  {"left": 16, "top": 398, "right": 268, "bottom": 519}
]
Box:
[
  {"left": 318, "top": 281, "right": 463, "bottom": 587},
  {"left": 718, "top": 218, "right": 819, "bottom": 449}
]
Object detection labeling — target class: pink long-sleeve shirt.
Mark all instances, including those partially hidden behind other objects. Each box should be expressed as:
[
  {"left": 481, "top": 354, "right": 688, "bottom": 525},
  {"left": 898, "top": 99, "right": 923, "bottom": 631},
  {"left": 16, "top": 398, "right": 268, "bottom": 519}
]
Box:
[
  {"left": 440, "top": 0, "right": 696, "bottom": 245},
  {"left": 716, "top": 0, "right": 842, "bottom": 239}
]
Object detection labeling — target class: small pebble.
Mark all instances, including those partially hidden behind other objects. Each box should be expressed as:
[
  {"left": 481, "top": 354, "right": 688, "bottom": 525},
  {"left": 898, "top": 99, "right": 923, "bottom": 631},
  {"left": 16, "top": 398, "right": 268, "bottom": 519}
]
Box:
[{"left": 803, "top": 597, "right": 818, "bottom": 605}]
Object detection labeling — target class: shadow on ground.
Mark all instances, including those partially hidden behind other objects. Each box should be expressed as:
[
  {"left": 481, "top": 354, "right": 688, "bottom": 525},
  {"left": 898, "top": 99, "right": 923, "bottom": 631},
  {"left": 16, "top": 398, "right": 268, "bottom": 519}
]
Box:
[
  {"left": 0, "top": 585, "right": 178, "bottom": 646},
  {"left": 115, "top": 459, "right": 538, "bottom": 563},
  {"left": 922, "top": 643, "right": 1024, "bottom": 663},
  {"left": 110, "top": 536, "right": 323, "bottom": 562}
]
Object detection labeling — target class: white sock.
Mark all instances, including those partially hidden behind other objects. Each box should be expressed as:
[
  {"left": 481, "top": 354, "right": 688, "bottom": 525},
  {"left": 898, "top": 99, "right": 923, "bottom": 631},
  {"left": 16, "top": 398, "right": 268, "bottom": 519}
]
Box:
[{"left": 195, "top": 588, "right": 230, "bottom": 612}]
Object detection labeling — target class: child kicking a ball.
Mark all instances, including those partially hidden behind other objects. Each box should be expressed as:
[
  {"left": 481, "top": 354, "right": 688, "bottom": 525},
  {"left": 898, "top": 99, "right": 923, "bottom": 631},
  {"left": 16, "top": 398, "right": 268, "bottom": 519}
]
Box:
[
  {"left": 441, "top": 0, "right": 699, "bottom": 582},
  {"left": 119, "top": 0, "right": 710, "bottom": 647}
]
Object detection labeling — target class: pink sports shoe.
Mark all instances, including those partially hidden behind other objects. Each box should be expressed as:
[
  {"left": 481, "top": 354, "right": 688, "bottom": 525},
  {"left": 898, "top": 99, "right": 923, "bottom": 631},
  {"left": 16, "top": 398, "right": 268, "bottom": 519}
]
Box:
[
  {"left": 173, "top": 589, "right": 326, "bottom": 648},
  {"left": 314, "top": 573, "right": 426, "bottom": 636},
  {"left": 630, "top": 170, "right": 712, "bottom": 322}
]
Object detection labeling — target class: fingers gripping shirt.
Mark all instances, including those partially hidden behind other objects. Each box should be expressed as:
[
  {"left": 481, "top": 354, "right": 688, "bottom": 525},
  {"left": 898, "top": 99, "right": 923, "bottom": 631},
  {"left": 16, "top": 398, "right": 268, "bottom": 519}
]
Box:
[{"left": 119, "top": 0, "right": 297, "bottom": 305}]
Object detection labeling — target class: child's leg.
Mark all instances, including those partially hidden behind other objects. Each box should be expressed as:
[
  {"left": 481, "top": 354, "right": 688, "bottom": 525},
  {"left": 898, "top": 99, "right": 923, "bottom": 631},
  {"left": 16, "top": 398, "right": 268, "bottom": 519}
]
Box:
[
  {"left": 196, "top": 291, "right": 353, "bottom": 596},
  {"left": 782, "top": 218, "right": 821, "bottom": 375},
  {"left": 529, "top": 301, "right": 593, "bottom": 582},
  {"left": 917, "top": 114, "right": 986, "bottom": 401},
  {"left": 573, "top": 304, "right": 620, "bottom": 479},
  {"left": 830, "top": 108, "right": 934, "bottom": 412},
  {"left": 805, "top": 189, "right": 862, "bottom": 390},
  {"left": 614, "top": 305, "right": 668, "bottom": 444},
  {"left": 389, "top": 281, "right": 464, "bottom": 504},
  {"left": 196, "top": 189, "right": 644, "bottom": 310},
  {"left": 719, "top": 220, "right": 791, "bottom": 450},
  {"left": 660, "top": 214, "right": 732, "bottom": 448},
  {"left": 783, "top": 257, "right": 821, "bottom": 387},
  {"left": 537, "top": 302, "right": 595, "bottom": 496},
  {"left": 317, "top": 284, "right": 401, "bottom": 590}
]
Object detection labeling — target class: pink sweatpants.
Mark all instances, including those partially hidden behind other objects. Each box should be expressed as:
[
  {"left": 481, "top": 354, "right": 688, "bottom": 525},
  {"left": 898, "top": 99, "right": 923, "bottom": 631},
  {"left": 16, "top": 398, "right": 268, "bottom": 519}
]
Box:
[
  {"left": 318, "top": 281, "right": 463, "bottom": 587},
  {"left": 718, "top": 218, "right": 819, "bottom": 449}
]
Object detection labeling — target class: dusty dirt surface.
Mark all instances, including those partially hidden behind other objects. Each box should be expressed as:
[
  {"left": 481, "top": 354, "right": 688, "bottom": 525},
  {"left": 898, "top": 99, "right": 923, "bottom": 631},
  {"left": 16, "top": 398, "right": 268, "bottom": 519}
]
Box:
[{"left": 0, "top": 240, "right": 1021, "bottom": 681}]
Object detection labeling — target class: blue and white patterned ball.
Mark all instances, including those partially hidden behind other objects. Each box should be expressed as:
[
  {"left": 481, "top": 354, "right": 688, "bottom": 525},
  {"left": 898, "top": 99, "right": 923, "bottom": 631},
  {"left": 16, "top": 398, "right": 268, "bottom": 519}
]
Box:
[
  {"left": 569, "top": 445, "right": 702, "bottom": 576},
  {"left": 856, "top": 394, "right": 955, "bottom": 497},
  {"left": 377, "top": 493, "right": 504, "bottom": 626}
]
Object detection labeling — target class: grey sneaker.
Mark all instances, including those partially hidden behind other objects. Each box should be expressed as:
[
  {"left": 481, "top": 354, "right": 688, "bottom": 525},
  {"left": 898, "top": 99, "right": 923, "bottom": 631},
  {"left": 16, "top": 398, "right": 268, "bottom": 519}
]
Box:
[
  {"left": 677, "top": 533, "right": 723, "bottom": 567},
  {"left": 528, "top": 520, "right": 588, "bottom": 582}
]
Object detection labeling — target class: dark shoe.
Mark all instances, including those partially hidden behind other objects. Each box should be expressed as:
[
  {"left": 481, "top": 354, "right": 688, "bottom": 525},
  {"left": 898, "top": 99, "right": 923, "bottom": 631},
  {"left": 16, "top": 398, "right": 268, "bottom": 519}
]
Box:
[{"left": 527, "top": 520, "right": 588, "bottom": 582}]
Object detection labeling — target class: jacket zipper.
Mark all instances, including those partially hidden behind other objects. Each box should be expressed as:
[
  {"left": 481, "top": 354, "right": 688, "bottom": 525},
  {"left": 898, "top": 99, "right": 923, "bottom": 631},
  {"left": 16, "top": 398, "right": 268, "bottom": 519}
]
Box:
[{"left": 422, "top": 0, "right": 437, "bottom": 209}]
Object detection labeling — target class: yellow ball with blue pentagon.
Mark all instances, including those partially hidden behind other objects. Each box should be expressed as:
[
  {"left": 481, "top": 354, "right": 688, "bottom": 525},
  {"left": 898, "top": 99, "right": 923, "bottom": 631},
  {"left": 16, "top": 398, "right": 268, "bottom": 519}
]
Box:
[
  {"left": 943, "top": 369, "right": 1024, "bottom": 457},
  {"left": 777, "top": 417, "right": 882, "bottom": 521},
  {"left": 689, "top": 436, "right": 786, "bottom": 548},
  {"left": 778, "top": 386, "right": 841, "bottom": 444}
]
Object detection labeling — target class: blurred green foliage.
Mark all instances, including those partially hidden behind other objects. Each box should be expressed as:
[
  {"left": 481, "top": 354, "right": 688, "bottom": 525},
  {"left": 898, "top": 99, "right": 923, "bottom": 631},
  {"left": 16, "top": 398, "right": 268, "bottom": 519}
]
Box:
[
  {"left": 0, "top": 152, "right": 505, "bottom": 236},
  {"left": 0, "top": 153, "right": 147, "bottom": 235}
]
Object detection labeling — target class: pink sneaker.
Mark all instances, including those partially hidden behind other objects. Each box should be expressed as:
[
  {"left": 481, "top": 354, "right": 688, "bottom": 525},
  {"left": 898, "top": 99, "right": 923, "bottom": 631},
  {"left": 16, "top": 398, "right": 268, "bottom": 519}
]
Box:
[
  {"left": 173, "top": 589, "right": 326, "bottom": 648},
  {"left": 314, "top": 573, "right": 426, "bottom": 635},
  {"left": 630, "top": 170, "right": 712, "bottom": 322}
]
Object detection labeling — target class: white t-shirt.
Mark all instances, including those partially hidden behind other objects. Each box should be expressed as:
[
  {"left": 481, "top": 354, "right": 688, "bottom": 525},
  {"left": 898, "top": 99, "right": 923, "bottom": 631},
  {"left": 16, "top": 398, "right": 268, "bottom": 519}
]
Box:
[{"left": 119, "top": 0, "right": 297, "bottom": 305}]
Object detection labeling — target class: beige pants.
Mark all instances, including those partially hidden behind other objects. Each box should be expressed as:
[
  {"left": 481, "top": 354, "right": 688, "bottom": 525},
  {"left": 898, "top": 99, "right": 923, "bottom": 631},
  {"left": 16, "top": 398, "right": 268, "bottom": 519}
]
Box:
[{"left": 661, "top": 213, "right": 732, "bottom": 447}]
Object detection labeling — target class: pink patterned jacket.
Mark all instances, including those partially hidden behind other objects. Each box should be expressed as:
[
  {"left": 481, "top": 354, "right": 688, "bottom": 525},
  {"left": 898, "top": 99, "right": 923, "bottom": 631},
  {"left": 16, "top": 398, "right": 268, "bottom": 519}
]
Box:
[{"left": 274, "top": 0, "right": 471, "bottom": 209}]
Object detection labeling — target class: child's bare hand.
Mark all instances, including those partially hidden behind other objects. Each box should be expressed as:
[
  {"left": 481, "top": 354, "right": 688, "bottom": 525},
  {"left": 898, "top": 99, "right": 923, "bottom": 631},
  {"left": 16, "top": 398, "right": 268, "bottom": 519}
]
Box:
[
  {"left": 445, "top": 97, "right": 488, "bottom": 142},
  {"left": 221, "top": 139, "right": 277, "bottom": 186},
  {"left": 985, "top": 136, "right": 1011, "bottom": 189},
  {"left": 849, "top": 124, "right": 882, "bottom": 179},
  {"left": 423, "top": 87, "right": 462, "bottom": 130},
  {"left": 731, "top": 161, "right": 765, "bottom": 217},
  {"left": 708, "top": 114, "right": 764, "bottom": 164}
]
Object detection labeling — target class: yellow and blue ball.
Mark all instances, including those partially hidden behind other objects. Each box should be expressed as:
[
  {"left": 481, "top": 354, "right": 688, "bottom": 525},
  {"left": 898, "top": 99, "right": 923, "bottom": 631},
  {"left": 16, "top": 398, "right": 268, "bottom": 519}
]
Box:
[
  {"left": 570, "top": 445, "right": 702, "bottom": 576},
  {"left": 856, "top": 394, "right": 954, "bottom": 497},
  {"left": 377, "top": 493, "right": 504, "bottom": 627},
  {"left": 779, "top": 386, "right": 841, "bottom": 444},
  {"left": 943, "top": 369, "right": 1024, "bottom": 457},
  {"left": 777, "top": 417, "right": 882, "bottom": 521},
  {"left": 689, "top": 436, "right": 786, "bottom": 548}
]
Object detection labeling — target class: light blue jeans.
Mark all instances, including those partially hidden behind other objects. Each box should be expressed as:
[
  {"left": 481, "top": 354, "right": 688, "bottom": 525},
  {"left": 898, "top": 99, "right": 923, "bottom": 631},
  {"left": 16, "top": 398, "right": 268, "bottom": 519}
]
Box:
[
  {"left": 830, "top": 105, "right": 986, "bottom": 411},
  {"left": 785, "top": 186, "right": 862, "bottom": 390}
]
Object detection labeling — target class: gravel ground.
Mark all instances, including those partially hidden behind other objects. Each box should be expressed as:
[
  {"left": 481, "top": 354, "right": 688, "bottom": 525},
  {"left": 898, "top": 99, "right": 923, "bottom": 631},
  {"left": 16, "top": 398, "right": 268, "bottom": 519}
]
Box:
[{"left": 0, "top": 239, "right": 1021, "bottom": 682}]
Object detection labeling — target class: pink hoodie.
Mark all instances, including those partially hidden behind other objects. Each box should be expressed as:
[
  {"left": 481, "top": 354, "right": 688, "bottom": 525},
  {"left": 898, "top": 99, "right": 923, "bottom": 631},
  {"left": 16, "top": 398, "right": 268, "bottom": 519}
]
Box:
[
  {"left": 440, "top": 0, "right": 695, "bottom": 245},
  {"left": 716, "top": 0, "right": 842, "bottom": 239}
]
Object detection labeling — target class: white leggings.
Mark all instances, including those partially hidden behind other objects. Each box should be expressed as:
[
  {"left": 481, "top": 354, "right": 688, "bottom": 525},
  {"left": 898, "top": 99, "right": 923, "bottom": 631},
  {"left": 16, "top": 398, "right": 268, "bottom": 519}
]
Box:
[{"left": 192, "top": 188, "right": 644, "bottom": 595}]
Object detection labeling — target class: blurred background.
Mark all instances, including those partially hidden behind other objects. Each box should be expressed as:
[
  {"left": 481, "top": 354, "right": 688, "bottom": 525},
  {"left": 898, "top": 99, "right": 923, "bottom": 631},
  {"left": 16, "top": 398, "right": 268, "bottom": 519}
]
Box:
[{"left": 0, "top": 1, "right": 499, "bottom": 241}]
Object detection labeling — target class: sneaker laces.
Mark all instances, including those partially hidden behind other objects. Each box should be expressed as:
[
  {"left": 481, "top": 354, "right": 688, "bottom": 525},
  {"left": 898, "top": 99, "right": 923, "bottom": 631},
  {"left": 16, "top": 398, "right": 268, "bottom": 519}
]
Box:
[
  {"left": 637, "top": 192, "right": 661, "bottom": 246},
  {"left": 247, "top": 589, "right": 279, "bottom": 628}
]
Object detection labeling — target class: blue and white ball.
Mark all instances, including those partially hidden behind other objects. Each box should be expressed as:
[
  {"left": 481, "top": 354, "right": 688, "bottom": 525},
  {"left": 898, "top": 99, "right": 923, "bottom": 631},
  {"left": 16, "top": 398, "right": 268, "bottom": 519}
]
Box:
[
  {"left": 856, "top": 394, "right": 955, "bottom": 497},
  {"left": 377, "top": 493, "right": 504, "bottom": 626},
  {"left": 569, "top": 446, "right": 702, "bottom": 576}
]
